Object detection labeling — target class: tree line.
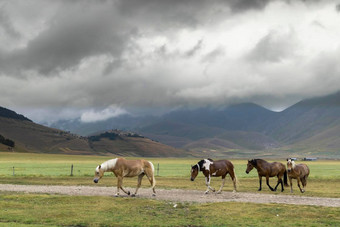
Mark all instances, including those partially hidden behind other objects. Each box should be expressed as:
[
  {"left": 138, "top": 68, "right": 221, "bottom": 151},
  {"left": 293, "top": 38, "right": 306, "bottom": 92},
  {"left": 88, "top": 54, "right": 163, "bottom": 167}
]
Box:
[{"left": 0, "top": 134, "right": 15, "bottom": 147}]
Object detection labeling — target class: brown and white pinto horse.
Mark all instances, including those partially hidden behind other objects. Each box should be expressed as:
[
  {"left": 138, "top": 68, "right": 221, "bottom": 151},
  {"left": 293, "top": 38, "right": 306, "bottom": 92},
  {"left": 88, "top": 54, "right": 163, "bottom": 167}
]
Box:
[
  {"left": 191, "top": 159, "right": 237, "bottom": 194},
  {"left": 286, "top": 158, "right": 310, "bottom": 193},
  {"left": 93, "top": 158, "right": 156, "bottom": 197},
  {"left": 246, "top": 159, "right": 288, "bottom": 192}
]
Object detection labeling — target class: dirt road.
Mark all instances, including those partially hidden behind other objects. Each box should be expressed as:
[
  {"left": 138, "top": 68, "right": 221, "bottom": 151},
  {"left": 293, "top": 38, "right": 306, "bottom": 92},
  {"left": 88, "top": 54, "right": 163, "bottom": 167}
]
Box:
[{"left": 0, "top": 184, "right": 339, "bottom": 207}]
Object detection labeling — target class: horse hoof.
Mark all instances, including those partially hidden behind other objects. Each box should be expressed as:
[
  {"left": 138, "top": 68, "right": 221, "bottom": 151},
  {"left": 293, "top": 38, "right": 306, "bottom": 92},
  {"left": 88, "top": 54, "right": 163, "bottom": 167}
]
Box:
[
  {"left": 152, "top": 193, "right": 156, "bottom": 197},
  {"left": 258, "top": 189, "right": 262, "bottom": 191},
  {"left": 204, "top": 191, "right": 209, "bottom": 194},
  {"left": 114, "top": 194, "right": 119, "bottom": 197},
  {"left": 232, "top": 190, "right": 236, "bottom": 193},
  {"left": 127, "top": 191, "right": 130, "bottom": 195},
  {"left": 131, "top": 194, "right": 136, "bottom": 197},
  {"left": 216, "top": 191, "right": 222, "bottom": 194},
  {"left": 301, "top": 190, "right": 305, "bottom": 193}
]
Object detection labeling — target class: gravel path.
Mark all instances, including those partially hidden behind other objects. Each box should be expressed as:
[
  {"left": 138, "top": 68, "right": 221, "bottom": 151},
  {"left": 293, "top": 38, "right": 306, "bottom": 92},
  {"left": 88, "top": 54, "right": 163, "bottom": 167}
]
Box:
[{"left": 0, "top": 184, "right": 339, "bottom": 207}]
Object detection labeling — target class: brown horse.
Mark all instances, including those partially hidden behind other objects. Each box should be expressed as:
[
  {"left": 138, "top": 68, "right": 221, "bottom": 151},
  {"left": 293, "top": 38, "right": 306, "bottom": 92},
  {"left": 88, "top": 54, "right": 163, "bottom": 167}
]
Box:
[
  {"left": 246, "top": 159, "right": 288, "bottom": 192},
  {"left": 93, "top": 158, "right": 156, "bottom": 197},
  {"left": 191, "top": 159, "right": 237, "bottom": 194},
  {"left": 286, "top": 158, "right": 310, "bottom": 193}
]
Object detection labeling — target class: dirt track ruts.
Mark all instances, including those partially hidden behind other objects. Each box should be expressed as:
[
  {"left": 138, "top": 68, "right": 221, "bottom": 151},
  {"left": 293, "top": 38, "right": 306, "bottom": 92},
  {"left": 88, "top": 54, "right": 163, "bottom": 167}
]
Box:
[{"left": 0, "top": 184, "right": 339, "bottom": 207}]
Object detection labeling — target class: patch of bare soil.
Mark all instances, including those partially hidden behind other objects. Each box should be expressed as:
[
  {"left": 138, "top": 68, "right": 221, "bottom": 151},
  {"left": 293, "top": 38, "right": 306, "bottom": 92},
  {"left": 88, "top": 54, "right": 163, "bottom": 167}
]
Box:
[{"left": 0, "top": 184, "right": 339, "bottom": 207}]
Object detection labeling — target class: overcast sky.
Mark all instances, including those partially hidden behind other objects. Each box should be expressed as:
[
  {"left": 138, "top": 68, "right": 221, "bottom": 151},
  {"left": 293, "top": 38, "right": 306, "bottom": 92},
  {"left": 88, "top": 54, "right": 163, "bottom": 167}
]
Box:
[{"left": 1, "top": 0, "right": 340, "bottom": 123}]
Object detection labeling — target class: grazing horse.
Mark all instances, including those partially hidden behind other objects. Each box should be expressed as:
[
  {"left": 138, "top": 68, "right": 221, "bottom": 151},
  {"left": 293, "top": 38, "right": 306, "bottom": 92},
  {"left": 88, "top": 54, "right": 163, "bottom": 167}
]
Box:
[
  {"left": 190, "top": 159, "right": 237, "bottom": 194},
  {"left": 246, "top": 159, "right": 288, "bottom": 192},
  {"left": 286, "top": 158, "right": 310, "bottom": 193},
  {"left": 93, "top": 158, "right": 156, "bottom": 197}
]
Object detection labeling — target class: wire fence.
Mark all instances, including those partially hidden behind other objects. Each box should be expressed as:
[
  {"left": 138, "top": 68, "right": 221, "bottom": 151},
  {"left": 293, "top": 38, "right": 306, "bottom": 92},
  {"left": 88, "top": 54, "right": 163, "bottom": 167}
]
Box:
[{"left": 0, "top": 163, "right": 193, "bottom": 177}]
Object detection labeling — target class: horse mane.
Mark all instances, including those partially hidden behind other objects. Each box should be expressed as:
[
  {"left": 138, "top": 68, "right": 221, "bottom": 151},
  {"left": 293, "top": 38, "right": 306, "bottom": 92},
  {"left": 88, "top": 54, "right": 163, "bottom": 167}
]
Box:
[
  {"left": 250, "top": 159, "right": 257, "bottom": 166},
  {"left": 197, "top": 160, "right": 205, "bottom": 170},
  {"left": 197, "top": 158, "right": 213, "bottom": 171},
  {"left": 250, "top": 159, "right": 267, "bottom": 166},
  {"left": 101, "top": 158, "right": 118, "bottom": 171}
]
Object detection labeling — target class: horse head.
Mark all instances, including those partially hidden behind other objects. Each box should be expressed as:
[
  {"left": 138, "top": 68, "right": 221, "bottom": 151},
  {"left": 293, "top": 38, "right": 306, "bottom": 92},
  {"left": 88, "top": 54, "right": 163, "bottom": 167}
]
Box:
[
  {"left": 93, "top": 165, "right": 104, "bottom": 183},
  {"left": 190, "top": 164, "right": 199, "bottom": 181},
  {"left": 245, "top": 159, "right": 256, "bottom": 174},
  {"left": 286, "top": 158, "right": 295, "bottom": 173}
]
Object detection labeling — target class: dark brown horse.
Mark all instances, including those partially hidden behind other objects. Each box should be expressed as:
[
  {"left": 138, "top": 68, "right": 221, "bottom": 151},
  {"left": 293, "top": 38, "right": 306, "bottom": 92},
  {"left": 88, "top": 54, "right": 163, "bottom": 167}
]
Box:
[
  {"left": 287, "top": 158, "right": 310, "bottom": 193},
  {"left": 93, "top": 158, "right": 156, "bottom": 197},
  {"left": 246, "top": 159, "right": 288, "bottom": 192},
  {"left": 191, "top": 159, "right": 237, "bottom": 194}
]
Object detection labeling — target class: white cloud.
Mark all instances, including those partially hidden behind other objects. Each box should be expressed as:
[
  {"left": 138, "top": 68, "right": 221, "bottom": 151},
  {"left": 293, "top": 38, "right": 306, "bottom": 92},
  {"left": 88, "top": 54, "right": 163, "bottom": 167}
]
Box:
[{"left": 80, "top": 106, "right": 128, "bottom": 123}]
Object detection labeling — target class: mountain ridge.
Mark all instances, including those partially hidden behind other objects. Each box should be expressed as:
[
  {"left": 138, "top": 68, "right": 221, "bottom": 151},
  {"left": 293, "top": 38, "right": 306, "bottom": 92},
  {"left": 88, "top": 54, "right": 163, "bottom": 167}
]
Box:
[
  {"left": 49, "top": 91, "right": 340, "bottom": 158},
  {"left": 2, "top": 91, "right": 339, "bottom": 158}
]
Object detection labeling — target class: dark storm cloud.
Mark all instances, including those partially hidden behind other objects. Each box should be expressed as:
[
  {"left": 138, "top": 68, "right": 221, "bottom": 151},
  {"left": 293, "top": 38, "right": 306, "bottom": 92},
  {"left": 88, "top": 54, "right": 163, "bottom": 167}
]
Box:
[
  {"left": 0, "top": 8, "right": 20, "bottom": 39},
  {"left": 228, "top": 0, "right": 270, "bottom": 12},
  {"left": 116, "top": 0, "right": 276, "bottom": 28},
  {"left": 0, "top": 0, "right": 300, "bottom": 76},
  {"left": 0, "top": 2, "right": 132, "bottom": 75}
]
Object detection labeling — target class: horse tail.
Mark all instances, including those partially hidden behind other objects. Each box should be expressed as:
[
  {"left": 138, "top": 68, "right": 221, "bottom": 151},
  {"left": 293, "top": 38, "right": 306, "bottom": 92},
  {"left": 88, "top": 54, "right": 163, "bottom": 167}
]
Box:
[
  {"left": 284, "top": 170, "right": 288, "bottom": 186},
  {"left": 148, "top": 161, "right": 156, "bottom": 188},
  {"left": 234, "top": 170, "right": 239, "bottom": 188},
  {"left": 231, "top": 166, "right": 239, "bottom": 191}
]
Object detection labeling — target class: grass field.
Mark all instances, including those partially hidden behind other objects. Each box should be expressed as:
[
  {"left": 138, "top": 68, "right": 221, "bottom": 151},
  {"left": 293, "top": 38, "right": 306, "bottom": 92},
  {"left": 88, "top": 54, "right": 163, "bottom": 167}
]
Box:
[
  {"left": 0, "top": 192, "right": 339, "bottom": 227},
  {"left": 0, "top": 152, "right": 339, "bottom": 226}
]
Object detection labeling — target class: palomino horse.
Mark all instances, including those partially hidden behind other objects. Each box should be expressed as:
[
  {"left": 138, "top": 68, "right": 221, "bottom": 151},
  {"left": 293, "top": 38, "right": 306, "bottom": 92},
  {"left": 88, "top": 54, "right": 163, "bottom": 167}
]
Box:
[
  {"left": 93, "top": 158, "right": 156, "bottom": 197},
  {"left": 246, "top": 159, "right": 288, "bottom": 192},
  {"left": 286, "top": 158, "right": 310, "bottom": 193},
  {"left": 190, "top": 159, "right": 237, "bottom": 194}
]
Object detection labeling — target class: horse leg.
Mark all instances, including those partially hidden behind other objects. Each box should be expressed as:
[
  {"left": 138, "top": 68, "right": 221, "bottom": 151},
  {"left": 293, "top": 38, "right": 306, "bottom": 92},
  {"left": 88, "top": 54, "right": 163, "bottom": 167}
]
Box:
[
  {"left": 274, "top": 175, "right": 284, "bottom": 192},
  {"left": 217, "top": 177, "right": 225, "bottom": 194},
  {"left": 115, "top": 177, "right": 121, "bottom": 197},
  {"left": 266, "top": 176, "right": 274, "bottom": 191},
  {"left": 280, "top": 177, "right": 284, "bottom": 192},
  {"left": 132, "top": 173, "right": 144, "bottom": 197},
  {"left": 205, "top": 176, "right": 215, "bottom": 194},
  {"left": 117, "top": 176, "right": 130, "bottom": 196},
  {"left": 145, "top": 170, "right": 156, "bottom": 196},
  {"left": 297, "top": 177, "right": 304, "bottom": 193},
  {"left": 289, "top": 177, "right": 293, "bottom": 193},
  {"left": 258, "top": 175, "right": 262, "bottom": 191},
  {"left": 273, "top": 177, "right": 279, "bottom": 191}
]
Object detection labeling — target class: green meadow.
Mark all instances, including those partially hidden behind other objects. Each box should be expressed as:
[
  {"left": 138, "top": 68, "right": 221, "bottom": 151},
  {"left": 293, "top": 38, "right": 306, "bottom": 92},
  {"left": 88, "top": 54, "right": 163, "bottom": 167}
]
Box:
[{"left": 0, "top": 152, "right": 339, "bottom": 226}]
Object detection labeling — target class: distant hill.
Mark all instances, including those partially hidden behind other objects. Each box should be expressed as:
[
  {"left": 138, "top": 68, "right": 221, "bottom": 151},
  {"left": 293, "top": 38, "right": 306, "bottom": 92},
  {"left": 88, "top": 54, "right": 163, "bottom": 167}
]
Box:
[
  {"left": 0, "top": 107, "right": 185, "bottom": 157},
  {"left": 50, "top": 92, "right": 340, "bottom": 158},
  {"left": 0, "top": 107, "right": 32, "bottom": 121}
]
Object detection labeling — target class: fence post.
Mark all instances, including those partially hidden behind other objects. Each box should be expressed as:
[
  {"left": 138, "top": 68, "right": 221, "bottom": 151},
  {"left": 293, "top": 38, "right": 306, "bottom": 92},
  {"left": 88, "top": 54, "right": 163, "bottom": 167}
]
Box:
[
  {"left": 70, "top": 164, "right": 73, "bottom": 176},
  {"left": 12, "top": 166, "right": 15, "bottom": 176},
  {"left": 157, "top": 163, "right": 159, "bottom": 176}
]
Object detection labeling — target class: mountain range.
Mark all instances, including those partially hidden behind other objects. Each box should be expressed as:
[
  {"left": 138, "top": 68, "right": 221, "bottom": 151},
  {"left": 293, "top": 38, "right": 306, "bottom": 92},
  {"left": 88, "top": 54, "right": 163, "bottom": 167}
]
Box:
[
  {"left": 1, "top": 92, "right": 339, "bottom": 158},
  {"left": 50, "top": 91, "right": 340, "bottom": 158}
]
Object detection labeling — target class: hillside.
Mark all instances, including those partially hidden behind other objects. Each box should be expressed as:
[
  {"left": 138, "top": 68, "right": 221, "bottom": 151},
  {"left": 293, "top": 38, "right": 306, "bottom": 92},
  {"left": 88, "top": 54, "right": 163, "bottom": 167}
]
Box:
[
  {"left": 0, "top": 108, "right": 185, "bottom": 157},
  {"left": 264, "top": 92, "right": 340, "bottom": 144},
  {"left": 49, "top": 92, "right": 340, "bottom": 158}
]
